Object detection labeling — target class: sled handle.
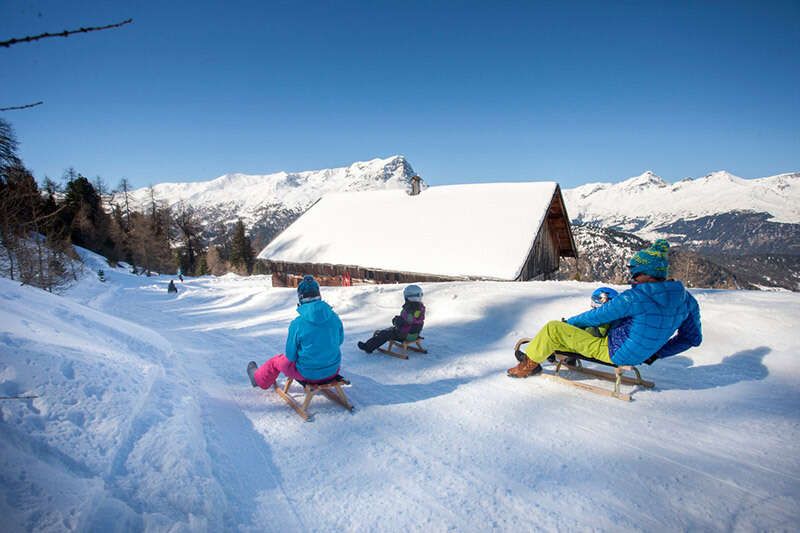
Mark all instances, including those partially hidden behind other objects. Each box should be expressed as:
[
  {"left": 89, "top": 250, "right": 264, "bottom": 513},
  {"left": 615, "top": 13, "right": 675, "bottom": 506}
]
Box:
[{"left": 514, "top": 338, "right": 532, "bottom": 352}]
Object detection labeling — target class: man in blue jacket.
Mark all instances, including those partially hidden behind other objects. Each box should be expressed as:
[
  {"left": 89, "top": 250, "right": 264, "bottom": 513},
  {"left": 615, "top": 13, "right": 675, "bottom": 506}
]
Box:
[
  {"left": 248, "top": 275, "right": 344, "bottom": 388},
  {"left": 508, "top": 239, "right": 702, "bottom": 378}
]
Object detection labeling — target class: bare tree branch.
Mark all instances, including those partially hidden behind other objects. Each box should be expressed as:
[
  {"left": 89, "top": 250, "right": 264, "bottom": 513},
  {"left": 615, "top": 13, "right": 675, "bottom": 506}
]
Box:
[
  {"left": 0, "top": 18, "right": 133, "bottom": 48},
  {"left": 0, "top": 101, "right": 44, "bottom": 112}
]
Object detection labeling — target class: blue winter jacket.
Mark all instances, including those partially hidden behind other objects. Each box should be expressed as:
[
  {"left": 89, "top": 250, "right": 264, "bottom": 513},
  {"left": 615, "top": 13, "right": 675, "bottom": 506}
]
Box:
[
  {"left": 285, "top": 300, "right": 344, "bottom": 380},
  {"left": 566, "top": 281, "right": 702, "bottom": 365}
]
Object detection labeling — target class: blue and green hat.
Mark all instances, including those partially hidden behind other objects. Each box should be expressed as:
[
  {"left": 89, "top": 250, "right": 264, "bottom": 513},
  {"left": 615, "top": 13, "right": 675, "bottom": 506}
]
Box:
[
  {"left": 297, "top": 275, "right": 321, "bottom": 303},
  {"left": 628, "top": 239, "right": 670, "bottom": 279}
]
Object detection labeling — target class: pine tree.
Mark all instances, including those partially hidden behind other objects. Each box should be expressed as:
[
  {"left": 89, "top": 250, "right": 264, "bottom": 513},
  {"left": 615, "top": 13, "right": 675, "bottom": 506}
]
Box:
[
  {"left": 0, "top": 120, "right": 74, "bottom": 290},
  {"left": 195, "top": 254, "right": 208, "bottom": 276},
  {"left": 229, "top": 219, "right": 254, "bottom": 275},
  {"left": 173, "top": 201, "right": 203, "bottom": 275},
  {"left": 205, "top": 246, "right": 226, "bottom": 276},
  {"left": 115, "top": 178, "right": 133, "bottom": 231},
  {"left": 0, "top": 119, "right": 21, "bottom": 171},
  {"left": 63, "top": 174, "right": 103, "bottom": 249}
]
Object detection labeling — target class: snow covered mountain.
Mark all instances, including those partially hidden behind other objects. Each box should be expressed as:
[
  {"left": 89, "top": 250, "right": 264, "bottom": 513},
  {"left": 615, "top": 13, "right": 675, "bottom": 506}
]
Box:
[
  {"left": 560, "top": 170, "right": 800, "bottom": 290},
  {"left": 563, "top": 170, "right": 800, "bottom": 246},
  {"left": 125, "top": 155, "right": 419, "bottom": 244}
]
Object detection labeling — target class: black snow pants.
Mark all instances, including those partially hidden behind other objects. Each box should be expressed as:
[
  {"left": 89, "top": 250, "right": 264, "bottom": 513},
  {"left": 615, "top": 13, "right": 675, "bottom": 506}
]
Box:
[{"left": 362, "top": 327, "right": 405, "bottom": 352}]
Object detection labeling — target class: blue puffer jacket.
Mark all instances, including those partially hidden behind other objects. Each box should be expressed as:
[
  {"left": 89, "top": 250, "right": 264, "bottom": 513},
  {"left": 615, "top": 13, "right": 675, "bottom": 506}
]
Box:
[
  {"left": 566, "top": 281, "right": 702, "bottom": 365},
  {"left": 285, "top": 300, "right": 344, "bottom": 380}
]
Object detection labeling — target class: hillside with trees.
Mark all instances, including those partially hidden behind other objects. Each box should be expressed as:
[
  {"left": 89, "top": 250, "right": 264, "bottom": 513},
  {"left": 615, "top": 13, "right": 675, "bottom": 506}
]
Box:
[{"left": 0, "top": 119, "right": 259, "bottom": 291}]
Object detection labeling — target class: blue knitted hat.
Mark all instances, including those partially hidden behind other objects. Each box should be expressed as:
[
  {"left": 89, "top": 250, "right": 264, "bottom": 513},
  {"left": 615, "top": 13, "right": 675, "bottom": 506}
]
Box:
[
  {"left": 628, "top": 239, "right": 670, "bottom": 279},
  {"left": 297, "top": 275, "right": 321, "bottom": 303}
]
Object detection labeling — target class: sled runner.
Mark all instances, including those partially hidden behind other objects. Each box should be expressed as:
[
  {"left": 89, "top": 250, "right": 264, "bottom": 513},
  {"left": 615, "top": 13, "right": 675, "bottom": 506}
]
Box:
[
  {"left": 514, "top": 338, "right": 655, "bottom": 402},
  {"left": 274, "top": 374, "right": 354, "bottom": 421},
  {"left": 377, "top": 336, "right": 428, "bottom": 359}
]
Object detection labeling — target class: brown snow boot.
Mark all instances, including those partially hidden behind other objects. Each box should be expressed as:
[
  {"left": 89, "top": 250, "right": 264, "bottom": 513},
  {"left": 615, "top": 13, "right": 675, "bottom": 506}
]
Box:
[{"left": 507, "top": 357, "right": 542, "bottom": 378}]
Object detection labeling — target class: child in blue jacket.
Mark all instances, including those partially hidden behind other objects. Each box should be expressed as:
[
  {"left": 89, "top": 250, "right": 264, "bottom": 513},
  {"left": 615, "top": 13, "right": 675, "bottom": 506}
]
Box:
[
  {"left": 508, "top": 240, "right": 702, "bottom": 378},
  {"left": 248, "top": 275, "right": 344, "bottom": 388}
]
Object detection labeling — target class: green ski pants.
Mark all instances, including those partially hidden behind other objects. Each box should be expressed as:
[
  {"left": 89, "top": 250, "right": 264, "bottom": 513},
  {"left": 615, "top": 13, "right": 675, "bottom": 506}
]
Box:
[{"left": 523, "top": 320, "right": 613, "bottom": 364}]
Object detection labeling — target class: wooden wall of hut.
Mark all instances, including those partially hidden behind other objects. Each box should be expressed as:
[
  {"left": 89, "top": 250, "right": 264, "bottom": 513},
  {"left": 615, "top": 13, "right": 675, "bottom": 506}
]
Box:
[
  {"left": 266, "top": 260, "right": 461, "bottom": 288},
  {"left": 517, "top": 216, "right": 561, "bottom": 281}
]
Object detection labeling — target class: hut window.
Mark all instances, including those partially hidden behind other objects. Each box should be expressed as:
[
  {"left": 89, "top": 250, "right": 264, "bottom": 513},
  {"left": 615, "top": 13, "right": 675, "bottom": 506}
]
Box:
[
  {"left": 367, "top": 270, "right": 374, "bottom": 280},
  {"left": 394, "top": 273, "right": 400, "bottom": 282}
]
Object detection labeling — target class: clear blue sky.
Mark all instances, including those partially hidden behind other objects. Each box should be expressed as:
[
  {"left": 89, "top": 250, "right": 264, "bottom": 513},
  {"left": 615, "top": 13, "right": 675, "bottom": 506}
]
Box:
[{"left": 2, "top": 0, "right": 798, "bottom": 189}]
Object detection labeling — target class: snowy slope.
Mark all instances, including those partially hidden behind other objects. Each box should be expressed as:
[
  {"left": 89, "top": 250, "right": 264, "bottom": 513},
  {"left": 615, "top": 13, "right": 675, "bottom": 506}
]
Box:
[
  {"left": 258, "top": 182, "right": 558, "bottom": 280},
  {"left": 1, "top": 266, "right": 799, "bottom": 531},
  {"left": 563, "top": 170, "right": 800, "bottom": 238},
  {"left": 124, "top": 155, "right": 417, "bottom": 228}
]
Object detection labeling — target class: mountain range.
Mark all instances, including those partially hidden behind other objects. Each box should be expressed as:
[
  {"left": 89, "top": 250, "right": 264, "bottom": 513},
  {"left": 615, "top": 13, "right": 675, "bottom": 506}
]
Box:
[
  {"left": 558, "top": 169, "right": 800, "bottom": 290},
  {"left": 124, "top": 157, "right": 800, "bottom": 290}
]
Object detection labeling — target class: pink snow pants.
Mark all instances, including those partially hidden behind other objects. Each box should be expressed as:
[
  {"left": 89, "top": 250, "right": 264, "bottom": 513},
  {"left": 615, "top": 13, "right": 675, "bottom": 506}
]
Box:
[{"left": 253, "top": 354, "right": 337, "bottom": 389}]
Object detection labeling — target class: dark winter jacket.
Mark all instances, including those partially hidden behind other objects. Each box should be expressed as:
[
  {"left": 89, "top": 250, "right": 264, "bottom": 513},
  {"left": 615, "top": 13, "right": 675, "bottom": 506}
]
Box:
[
  {"left": 392, "top": 301, "right": 425, "bottom": 341},
  {"left": 566, "top": 280, "right": 702, "bottom": 365},
  {"left": 285, "top": 300, "right": 344, "bottom": 380}
]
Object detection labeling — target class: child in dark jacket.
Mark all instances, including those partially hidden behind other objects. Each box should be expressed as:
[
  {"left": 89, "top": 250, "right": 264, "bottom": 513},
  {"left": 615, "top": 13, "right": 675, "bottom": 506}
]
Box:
[
  {"left": 247, "top": 275, "right": 344, "bottom": 388},
  {"left": 357, "top": 285, "right": 425, "bottom": 354}
]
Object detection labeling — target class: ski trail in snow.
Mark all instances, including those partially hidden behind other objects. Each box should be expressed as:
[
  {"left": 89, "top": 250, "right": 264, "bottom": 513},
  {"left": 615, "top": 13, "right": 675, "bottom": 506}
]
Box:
[
  {"left": 201, "top": 390, "right": 308, "bottom": 532},
  {"left": 88, "top": 281, "right": 309, "bottom": 531}
]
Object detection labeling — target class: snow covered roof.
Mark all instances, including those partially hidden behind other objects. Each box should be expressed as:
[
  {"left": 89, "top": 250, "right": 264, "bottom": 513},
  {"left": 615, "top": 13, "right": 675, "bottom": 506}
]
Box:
[{"left": 258, "top": 182, "right": 568, "bottom": 280}]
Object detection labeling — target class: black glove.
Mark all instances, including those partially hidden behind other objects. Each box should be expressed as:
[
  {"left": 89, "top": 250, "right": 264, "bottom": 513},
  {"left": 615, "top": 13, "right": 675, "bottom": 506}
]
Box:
[
  {"left": 391, "top": 315, "right": 402, "bottom": 327},
  {"left": 644, "top": 354, "right": 659, "bottom": 365}
]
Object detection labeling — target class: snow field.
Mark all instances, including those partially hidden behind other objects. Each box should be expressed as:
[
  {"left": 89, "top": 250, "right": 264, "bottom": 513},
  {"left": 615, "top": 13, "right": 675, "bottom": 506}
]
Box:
[{"left": 1, "top": 260, "right": 799, "bottom": 531}]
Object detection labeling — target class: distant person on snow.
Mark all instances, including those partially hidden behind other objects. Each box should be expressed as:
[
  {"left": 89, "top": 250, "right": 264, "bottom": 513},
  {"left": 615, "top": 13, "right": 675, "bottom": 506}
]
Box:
[
  {"left": 167, "top": 280, "right": 178, "bottom": 294},
  {"left": 247, "top": 275, "right": 344, "bottom": 388},
  {"left": 357, "top": 285, "right": 425, "bottom": 353},
  {"left": 508, "top": 239, "right": 702, "bottom": 378}
]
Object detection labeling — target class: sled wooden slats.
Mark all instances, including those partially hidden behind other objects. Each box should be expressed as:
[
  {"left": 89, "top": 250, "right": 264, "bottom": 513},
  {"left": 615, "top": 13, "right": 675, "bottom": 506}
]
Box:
[
  {"left": 540, "top": 372, "right": 632, "bottom": 402},
  {"left": 274, "top": 377, "right": 353, "bottom": 421},
  {"left": 377, "top": 338, "right": 427, "bottom": 359},
  {"left": 559, "top": 359, "right": 655, "bottom": 389},
  {"left": 376, "top": 346, "right": 409, "bottom": 359},
  {"left": 513, "top": 338, "right": 655, "bottom": 402},
  {"left": 274, "top": 380, "right": 311, "bottom": 420},
  {"left": 320, "top": 387, "right": 354, "bottom": 411}
]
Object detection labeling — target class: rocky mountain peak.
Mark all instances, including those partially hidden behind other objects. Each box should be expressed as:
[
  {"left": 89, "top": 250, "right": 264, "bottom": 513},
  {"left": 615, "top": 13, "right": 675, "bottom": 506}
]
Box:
[
  {"left": 701, "top": 170, "right": 745, "bottom": 185},
  {"left": 619, "top": 170, "right": 668, "bottom": 191}
]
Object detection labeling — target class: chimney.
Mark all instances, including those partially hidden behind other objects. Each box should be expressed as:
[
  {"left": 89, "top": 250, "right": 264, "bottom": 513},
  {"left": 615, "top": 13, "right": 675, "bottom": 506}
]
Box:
[{"left": 410, "top": 175, "right": 422, "bottom": 196}]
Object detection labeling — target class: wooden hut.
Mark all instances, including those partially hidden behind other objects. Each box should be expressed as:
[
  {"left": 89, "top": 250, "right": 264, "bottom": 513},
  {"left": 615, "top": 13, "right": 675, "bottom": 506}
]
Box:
[{"left": 258, "top": 182, "right": 577, "bottom": 287}]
